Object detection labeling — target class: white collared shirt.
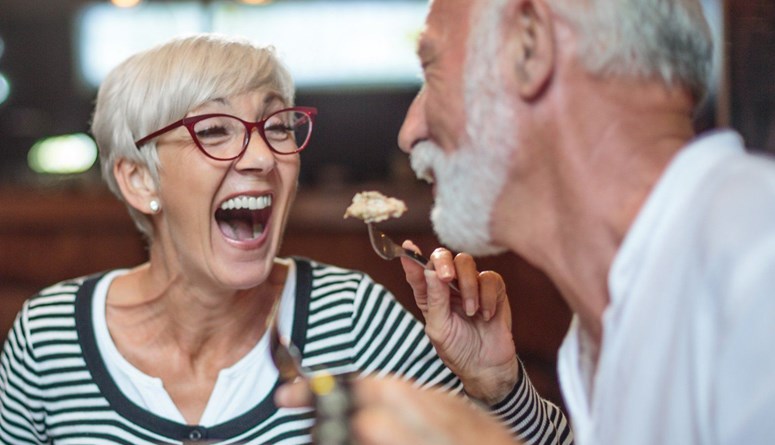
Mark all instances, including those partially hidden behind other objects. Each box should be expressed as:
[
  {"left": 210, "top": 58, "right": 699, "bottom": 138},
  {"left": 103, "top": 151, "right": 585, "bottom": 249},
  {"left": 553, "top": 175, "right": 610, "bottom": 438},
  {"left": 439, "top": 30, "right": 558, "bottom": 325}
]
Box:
[{"left": 558, "top": 131, "right": 775, "bottom": 444}]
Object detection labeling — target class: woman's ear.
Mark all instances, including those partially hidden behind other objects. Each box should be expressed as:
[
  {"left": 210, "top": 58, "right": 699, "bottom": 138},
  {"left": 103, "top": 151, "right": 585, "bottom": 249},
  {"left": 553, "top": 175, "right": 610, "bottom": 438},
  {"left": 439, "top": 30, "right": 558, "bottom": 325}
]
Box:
[
  {"left": 504, "top": 0, "right": 555, "bottom": 99},
  {"left": 114, "top": 158, "right": 159, "bottom": 215}
]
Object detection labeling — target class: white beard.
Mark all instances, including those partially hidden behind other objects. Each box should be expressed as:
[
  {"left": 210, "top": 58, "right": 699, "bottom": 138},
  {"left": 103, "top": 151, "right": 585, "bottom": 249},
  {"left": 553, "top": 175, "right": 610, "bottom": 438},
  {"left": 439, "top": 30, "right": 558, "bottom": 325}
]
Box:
[
  {"left": 409, "top": 0, "right": 514, "bottom": 257},
  {"left": 410, "top": 139, "right": 507, "bottom": 256}
]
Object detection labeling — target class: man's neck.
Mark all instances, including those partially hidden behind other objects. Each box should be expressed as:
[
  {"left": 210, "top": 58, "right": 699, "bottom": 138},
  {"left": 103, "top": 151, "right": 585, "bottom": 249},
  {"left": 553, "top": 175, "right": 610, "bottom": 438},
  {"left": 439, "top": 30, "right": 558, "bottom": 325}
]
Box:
[{"left": 494, "top": 77, "right": 696, "bottom": 346}]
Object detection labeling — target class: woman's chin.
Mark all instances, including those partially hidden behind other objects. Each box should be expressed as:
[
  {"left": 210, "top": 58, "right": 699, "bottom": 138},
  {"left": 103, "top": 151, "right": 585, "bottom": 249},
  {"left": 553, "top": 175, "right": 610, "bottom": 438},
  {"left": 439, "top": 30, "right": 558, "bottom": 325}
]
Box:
[{"left": 217, "top": 259, "right": 276, "bottom": 290}]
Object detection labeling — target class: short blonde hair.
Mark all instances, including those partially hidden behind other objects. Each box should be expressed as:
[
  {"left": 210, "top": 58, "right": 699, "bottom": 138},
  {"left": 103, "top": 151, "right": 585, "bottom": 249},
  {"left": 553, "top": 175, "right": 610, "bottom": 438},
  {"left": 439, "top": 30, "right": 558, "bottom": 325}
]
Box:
[{"left": 91, "top": 33, "right": 295, "bottom": 239}]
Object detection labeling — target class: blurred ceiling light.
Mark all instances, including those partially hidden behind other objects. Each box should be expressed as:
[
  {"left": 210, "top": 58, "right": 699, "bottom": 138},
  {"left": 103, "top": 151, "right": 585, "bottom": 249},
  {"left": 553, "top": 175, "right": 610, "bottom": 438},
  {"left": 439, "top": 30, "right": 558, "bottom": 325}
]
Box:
[
  {"left": 0, "top": 72, "right": 10, "bottom": 106},
  {"left": 28, "top": 133, "right": 99, "bottom": 175},
  {"left": 111, "top": 0, "right": 142, "bottom": 8},
  {"left": 0, "top": 36, "right": 5, "bottom": 61},
  {"left": 239, "top": 0, "right": 274, "bottom": 4}
]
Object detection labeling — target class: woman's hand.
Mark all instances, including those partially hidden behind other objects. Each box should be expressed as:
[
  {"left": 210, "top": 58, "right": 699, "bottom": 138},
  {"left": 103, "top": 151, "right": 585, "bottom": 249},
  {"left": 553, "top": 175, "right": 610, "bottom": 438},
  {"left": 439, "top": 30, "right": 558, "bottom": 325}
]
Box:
[{"left": 400, "top": 241, "right": 519, "bottom": 405}]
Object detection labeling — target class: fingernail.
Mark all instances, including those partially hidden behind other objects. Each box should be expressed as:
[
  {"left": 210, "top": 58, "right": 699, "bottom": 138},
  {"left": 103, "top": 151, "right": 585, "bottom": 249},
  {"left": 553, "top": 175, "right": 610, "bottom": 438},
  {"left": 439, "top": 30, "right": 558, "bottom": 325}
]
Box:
[
  {"left": 483, "top": 310, "right": 492, "bottom": 321},
  {"left": 465, "top": 299, "right": 476, "bottom": 316}
]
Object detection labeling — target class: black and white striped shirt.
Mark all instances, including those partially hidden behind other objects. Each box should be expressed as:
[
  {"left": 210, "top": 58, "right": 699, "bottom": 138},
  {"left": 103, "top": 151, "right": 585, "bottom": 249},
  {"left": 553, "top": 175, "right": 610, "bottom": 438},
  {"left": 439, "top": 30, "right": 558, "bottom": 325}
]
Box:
[{"left": 0, "top": 258, "right": 572, "bottom": 444}]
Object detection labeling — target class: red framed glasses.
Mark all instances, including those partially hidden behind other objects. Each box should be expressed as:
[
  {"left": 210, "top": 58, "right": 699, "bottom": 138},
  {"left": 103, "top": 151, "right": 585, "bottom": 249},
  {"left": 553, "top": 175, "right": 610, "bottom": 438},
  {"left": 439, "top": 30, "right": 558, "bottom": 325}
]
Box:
[{"left": 134, "top": 106, "right": 318, "bottom": 161}]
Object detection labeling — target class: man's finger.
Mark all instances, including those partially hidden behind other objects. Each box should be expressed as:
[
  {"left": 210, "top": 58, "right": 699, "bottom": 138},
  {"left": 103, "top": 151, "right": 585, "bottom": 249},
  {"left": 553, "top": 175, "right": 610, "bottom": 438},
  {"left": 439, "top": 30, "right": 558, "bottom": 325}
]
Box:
[{"left": 274, "top": 379, "right": 314, "bottom": 408}]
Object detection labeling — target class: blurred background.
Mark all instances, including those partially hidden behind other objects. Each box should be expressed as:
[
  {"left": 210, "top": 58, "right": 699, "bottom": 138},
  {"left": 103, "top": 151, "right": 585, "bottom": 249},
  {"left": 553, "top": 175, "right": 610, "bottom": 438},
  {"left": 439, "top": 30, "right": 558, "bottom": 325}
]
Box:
[{"left": 0, "top": 0, "right": 773, "bottom": 408}]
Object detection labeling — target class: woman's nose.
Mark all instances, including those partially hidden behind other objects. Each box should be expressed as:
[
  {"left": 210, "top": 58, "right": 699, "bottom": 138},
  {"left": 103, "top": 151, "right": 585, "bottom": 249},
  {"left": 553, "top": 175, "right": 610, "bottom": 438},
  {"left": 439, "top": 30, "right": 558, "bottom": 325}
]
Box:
[{"left": 234, "top": 128, "right": 277, "bottom": 173}]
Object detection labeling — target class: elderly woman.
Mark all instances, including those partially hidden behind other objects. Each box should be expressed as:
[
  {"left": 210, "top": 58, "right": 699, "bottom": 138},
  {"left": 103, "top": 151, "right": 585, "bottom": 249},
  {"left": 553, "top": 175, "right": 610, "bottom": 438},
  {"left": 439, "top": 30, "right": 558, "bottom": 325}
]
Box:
[{"left": 0, "top": 34, "right": 569, "bottom": 444}]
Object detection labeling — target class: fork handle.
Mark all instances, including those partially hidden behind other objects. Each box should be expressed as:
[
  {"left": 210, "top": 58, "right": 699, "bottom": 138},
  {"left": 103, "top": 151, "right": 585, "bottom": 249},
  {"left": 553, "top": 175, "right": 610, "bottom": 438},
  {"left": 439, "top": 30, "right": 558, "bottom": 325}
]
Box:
[{"left": 403, "top": 248, "right": 461, "bottom": 293}]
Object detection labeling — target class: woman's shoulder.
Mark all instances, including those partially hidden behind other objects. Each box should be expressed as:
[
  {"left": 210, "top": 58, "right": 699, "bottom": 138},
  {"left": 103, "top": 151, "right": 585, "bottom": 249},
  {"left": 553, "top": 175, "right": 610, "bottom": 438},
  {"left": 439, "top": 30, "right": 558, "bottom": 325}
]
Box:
[
  {"left": 17, "top": 270, "right": 116, "bottom": 326},
  {"left": 30, "top": 271, "right": 111, "bottom": 302},
  {"left": 290, "top": 256, "right": 391, "bottom": 306},
  {"left": 291, "top": 256, "right": 373, "bottom": 285},
  {"left": 4, "top": 273, "right": 106, "bottom": 357}
]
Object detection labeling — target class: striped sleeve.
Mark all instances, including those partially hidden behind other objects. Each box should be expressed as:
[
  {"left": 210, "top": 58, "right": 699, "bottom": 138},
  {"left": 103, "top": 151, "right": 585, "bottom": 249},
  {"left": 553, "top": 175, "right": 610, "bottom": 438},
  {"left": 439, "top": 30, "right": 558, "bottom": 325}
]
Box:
[
  {"left": 300, "top": 261, "right": 573, "bottom": 445},
  {"left": 490, "top": 360, "right": 574, "bottom": 445},
  {"left": 349, "top": 275, "right": 462, "bottom": 394},
  {"left": 0, "top": 300, "right": 47, "bottom": 444},
  {"left": 347, "top": 271, "right": 574, "bottom": 445}
]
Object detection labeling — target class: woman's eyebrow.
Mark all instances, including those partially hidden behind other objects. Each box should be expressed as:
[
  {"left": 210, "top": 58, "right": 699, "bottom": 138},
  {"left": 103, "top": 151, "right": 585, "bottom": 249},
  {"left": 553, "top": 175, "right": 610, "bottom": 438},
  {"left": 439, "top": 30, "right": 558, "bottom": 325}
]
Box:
[
  {"left": 193, "top": 92, "right": 286, "bottom": 117},
  {"left": 262, "top": 92, "right": 285, "bottom": 107}
]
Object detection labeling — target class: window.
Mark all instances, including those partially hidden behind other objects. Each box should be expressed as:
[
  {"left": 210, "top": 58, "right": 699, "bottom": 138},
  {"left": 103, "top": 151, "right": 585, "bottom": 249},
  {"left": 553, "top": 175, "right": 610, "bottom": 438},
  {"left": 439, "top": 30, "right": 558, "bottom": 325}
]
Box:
[{"left": 76, "top": 1, "right": 427, "bottom": 90}]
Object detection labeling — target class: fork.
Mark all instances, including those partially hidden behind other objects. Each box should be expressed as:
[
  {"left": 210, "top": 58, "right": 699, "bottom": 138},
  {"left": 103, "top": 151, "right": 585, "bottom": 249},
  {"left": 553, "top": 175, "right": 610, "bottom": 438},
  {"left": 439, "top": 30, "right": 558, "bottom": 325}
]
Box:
[
  {"left": 367, "top": 223, "right": 460, "bottom": 293},
  {"left": 268, "top": 313, "right": 307, "bottom": 383}
]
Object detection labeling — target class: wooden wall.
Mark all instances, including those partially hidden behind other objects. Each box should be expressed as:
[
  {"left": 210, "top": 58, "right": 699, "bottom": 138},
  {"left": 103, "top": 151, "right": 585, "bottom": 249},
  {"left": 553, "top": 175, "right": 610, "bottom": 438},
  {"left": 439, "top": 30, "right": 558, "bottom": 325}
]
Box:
[{"left": 726, "top": 0, "right": 775, "bottom": 152}]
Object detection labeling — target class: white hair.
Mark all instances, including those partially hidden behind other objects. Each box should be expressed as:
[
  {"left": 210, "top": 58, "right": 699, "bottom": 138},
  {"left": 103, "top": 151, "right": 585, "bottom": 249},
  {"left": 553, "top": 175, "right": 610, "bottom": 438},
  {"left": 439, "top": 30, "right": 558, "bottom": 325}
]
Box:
[
  {"left": 90, "top": 33, "right": 295, "bottom": 239},
  {"left": 480, "top": 0, "right": 714, "bottom": 101}
]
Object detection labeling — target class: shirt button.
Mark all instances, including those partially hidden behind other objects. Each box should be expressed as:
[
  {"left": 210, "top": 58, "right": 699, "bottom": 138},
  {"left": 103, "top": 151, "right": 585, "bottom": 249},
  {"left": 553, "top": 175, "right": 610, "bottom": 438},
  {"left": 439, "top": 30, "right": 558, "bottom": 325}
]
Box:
[{"left": 189, "top": 429, "right": 203, "bottom": 441}]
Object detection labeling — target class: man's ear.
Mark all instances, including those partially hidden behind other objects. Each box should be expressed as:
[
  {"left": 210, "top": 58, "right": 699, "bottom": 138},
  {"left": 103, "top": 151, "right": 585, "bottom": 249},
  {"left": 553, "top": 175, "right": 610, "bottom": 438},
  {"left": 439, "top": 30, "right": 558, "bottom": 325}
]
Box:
[
  {"left": 114, "top": 158, "right": 159, "bottom": 215},
  {"left": 505, "top": 0, "right": 555, "bottom": 99}
]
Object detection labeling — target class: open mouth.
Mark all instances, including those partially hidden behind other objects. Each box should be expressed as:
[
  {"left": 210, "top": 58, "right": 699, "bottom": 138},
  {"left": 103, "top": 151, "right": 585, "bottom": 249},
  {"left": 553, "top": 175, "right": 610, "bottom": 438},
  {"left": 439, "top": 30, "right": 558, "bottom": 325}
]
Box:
[{"left": 215, "top": 194, "right": 272, "bottom": 242}]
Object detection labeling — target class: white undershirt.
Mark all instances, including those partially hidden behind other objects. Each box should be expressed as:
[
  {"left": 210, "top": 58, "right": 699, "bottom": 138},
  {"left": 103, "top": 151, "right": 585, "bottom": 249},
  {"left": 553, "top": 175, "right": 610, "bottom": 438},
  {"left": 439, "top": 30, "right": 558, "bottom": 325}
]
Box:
[{"left": 93, "top": 259, "right": 297, "bottom": 426}]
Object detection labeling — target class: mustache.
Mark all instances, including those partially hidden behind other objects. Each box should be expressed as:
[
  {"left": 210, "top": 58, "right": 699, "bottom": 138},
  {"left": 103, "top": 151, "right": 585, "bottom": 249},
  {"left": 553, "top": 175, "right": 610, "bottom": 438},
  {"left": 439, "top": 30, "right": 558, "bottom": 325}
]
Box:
[{"left": 409, "top": 141, "right": 446, "bottom": 183}]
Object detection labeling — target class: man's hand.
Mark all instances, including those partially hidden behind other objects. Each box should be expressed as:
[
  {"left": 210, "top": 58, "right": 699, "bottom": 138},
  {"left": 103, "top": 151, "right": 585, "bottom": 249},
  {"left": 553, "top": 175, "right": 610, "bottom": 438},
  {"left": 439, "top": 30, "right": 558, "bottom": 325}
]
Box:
[
  {"left": 400, "top": 240, "right": 519, "bottom": 405},
  {"left": 275, "top": 377, "right": 519, "bottom": 445}
]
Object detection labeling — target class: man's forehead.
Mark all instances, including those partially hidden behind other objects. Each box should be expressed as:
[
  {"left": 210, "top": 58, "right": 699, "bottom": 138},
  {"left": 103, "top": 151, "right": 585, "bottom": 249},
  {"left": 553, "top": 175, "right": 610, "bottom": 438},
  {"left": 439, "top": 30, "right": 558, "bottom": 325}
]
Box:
[
  {"left": 426, "top": 0, "right": 471, "bottom": 27},
  {"left": 418, "top": 0, "right": 472, "bottom": 56}
]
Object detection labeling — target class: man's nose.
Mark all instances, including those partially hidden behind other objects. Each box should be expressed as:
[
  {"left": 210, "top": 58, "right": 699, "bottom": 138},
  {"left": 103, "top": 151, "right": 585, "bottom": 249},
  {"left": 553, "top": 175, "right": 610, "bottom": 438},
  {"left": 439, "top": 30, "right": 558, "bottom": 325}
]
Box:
[{"left": 398, "top": 87, "right": 429, "bottom": 153}]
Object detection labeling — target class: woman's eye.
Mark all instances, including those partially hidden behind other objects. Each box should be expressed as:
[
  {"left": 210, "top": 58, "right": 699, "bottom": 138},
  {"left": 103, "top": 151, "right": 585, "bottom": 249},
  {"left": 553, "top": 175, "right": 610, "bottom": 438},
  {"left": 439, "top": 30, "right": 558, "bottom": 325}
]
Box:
[
  {"left": 265, "top": 123, "right": 292, "bottom": 133},
  {"left": 196, "top": 125, "right": 229, "bottom": 139},
  {"left": 264, "top": 119, "right": 293, "bottom": 140}
]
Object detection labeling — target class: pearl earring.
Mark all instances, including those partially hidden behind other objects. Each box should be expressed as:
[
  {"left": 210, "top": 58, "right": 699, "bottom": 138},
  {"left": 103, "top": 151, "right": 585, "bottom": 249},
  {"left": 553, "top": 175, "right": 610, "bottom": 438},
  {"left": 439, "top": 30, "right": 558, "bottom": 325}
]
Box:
[{"left": 149, "top": 200, "right": 161, "bottom": 214}]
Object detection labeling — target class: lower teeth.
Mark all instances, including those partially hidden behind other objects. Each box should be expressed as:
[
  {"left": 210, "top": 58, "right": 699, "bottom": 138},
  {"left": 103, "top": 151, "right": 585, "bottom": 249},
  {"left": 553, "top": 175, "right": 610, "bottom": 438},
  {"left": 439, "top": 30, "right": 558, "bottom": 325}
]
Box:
[{"left": 252, "top": 223, "right": 265, "bottom": 238}]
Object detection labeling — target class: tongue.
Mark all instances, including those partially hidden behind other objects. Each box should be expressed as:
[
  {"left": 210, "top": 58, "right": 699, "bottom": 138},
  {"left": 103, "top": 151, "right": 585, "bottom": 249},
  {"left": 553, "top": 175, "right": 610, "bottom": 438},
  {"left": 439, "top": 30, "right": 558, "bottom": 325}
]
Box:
[
  {"left": 215, "top": 207, "right": 269, "bottom": 242},
  {"left": 219, "top": 219, "right": 256, "bottom": 241}
]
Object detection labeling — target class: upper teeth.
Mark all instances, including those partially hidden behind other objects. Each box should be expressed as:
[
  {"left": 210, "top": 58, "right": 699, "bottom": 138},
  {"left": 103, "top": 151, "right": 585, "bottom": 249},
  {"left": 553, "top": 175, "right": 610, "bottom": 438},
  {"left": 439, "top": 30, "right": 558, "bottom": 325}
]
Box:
[{"left": 220, "top": 195, "right": 272, "bottom": 211}]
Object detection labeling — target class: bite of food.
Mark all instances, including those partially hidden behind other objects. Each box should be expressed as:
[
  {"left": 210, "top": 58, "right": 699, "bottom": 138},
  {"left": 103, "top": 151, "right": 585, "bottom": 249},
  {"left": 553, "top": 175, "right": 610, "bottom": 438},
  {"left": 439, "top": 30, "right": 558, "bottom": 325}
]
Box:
[{"left": 343, "top": 191, "right": 407, "bottom": 224}]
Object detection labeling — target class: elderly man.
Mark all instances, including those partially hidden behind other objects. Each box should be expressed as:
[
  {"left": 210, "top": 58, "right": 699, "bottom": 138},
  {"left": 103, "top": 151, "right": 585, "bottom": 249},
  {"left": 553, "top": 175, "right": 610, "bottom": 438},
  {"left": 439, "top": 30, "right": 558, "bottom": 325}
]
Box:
[{"left": 277, "top": 0, "right": 775, "bottom": 444}]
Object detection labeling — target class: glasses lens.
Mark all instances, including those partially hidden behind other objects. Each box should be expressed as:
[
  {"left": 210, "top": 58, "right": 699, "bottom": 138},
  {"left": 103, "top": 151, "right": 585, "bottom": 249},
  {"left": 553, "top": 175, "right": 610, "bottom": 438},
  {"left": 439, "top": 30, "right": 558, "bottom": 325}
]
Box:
[
  {"left": 264, "top": 110, "right": 313, "bottom": 154},
  {"left": 192, "top": 115, "right": 246, "bottom": 159}
]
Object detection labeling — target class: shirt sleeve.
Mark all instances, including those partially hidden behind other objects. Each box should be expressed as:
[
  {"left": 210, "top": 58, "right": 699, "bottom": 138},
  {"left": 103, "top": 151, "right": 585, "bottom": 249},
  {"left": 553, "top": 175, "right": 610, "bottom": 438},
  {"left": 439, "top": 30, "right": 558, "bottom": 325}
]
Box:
[
  {"left": 0, "top": 301, "right": 47, "bottom": 444},
  {"left": 349, "top": 274, "right": 574, "bottom": 445},
  {"left": 713, "top": 235, "right": 775, "bottom": 444},
  {"left": 490, "top": 360, "right": 574, "bottom": 445},
  {"left": 701, "top": 170, "right": 775, "bottom": 444}
]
